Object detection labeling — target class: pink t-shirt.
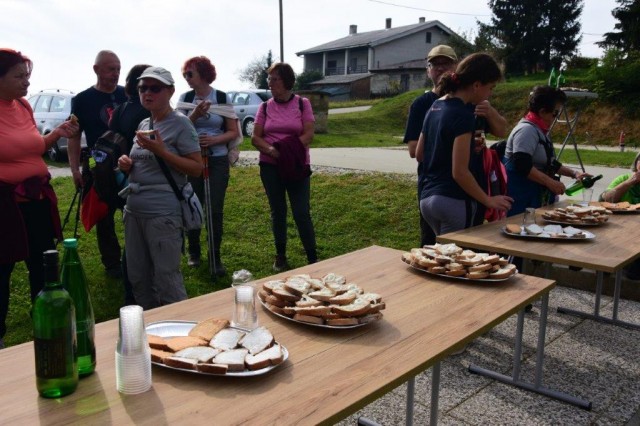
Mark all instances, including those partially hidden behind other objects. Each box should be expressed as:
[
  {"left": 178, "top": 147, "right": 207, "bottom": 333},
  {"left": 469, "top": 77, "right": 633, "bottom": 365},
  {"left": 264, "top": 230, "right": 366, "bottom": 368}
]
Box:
[
  {"left": 255, "top": 95, "right": 315, "bottom": 165},
  {"left": 0, "top": 98, "right": 48, "bottom": 185}
]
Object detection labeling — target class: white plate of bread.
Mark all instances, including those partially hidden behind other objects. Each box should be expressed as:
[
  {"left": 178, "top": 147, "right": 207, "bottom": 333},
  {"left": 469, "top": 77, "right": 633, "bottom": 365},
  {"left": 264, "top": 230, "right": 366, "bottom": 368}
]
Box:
[
  {"left": 402, "top": 243, "right": 517, "bottom": 282},
  {"left": 541, "top": 205, "right": 610, "bottom": 225},
  {"left": 146, "top": 319, "right": 288, "bottom": 376},
  {"left": 502, "top": 223, "right": 595, "bottom": 241},
  {"left": 596, "top": 201, "right": 640, "bottom": 213},
  {"left": 258, "top": 273, "right": 385, "bottom": 329}
]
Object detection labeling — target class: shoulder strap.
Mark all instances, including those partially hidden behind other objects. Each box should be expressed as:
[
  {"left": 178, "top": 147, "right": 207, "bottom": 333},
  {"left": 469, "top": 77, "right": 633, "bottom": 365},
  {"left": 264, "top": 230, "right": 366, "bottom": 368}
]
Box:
[
  {"left": 298, "top": 96, "right": 303, "bottom": 112},
  {"left": 216, "top": 90, "right": 227, "bottom": 104},
  {"left": 184, "top": 90, "right": 196, "bottom": 104},
  {"left": 149, "top": 118, "right": 183, "bottom": 201}
]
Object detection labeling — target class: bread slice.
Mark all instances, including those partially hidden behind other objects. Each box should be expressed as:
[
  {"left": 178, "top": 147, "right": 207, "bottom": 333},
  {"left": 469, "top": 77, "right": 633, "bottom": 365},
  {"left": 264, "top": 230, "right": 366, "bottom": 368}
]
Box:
[
  {"left": 165, "top": 356, "right": 199, "bottom": 370},
  {"left": 265, "top": 294, "right": 292, "bottom": 308},
  {"left": 210, "top": 328, "right": 245, "bottom": 351},
  {"left": 293, "top": 305, "right": 332, "bottom": 317},
  {"left": 332, "top": 299, "right": 371, "bottom": 317},
  {"left": 147, "top": 334, "right": 170, "bottom": 351},
  {"left": 165, "top": 336, "right": 209, "bottom": 352},
  {"left": 293, "top": 313, "right": 325, "bottom": 324},
  {"left": 272, "top": 287, "right": 301, "bottom": 302},
  {"left": 267, "top": 303, "right": 288, "bottom": 316},
  {"left": 326, "top": 317, "right": 359, "bottom": 326},
  {"left": 328, "top": 291, "right": 357, "bottom": 306},
  {"left": 308, "top": 287, "right": 335, "bottom": 302},
  {"left": 262, "top": 280, "right": 285, "bottom": 294},
  {"left": 284, "top": 279, "right": 311, "bottom": 296},
  {"left": 174, "top": 346, "right": 220, "bottom": 363},
  {"left": 150, "top": 348, "right": 174, "bottom": 363},
  {"left": 213, "top": 348, "right": 248, "bottom": 371},
  {"left": 188, "top": 318, "right": 230, "bottom": 341},
  {"left": 245, "top": 344, "right": 284, "bottom": 370},
  {"left": 239, "top": 326, "right": 275, "bottom": 355},
  {"left": 295, "top": 295, "right": 323, "bottom": 308},
  {"left": 196, "top": 363, "right": 229, "bottom": 375}
]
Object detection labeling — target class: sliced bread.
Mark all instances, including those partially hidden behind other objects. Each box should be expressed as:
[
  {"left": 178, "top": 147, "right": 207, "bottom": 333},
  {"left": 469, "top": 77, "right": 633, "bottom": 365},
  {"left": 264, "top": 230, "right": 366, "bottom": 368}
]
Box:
[
  {"left": 245, "top": 344, "right": 284, "bottom": 370},
  {"left": 213, "top": 348, "right": 248, "bottom": 371},
  {"left": 147, "top": 334, "right": 170, "bottom": 351},
  {"left": 196, "top": 363, "right": 229, "bottom": 375},
  {"left": 239, "top": 326, "right": 274, "bottom": 355},
  {"left": 150, "top": 348, "right": 174, "bottom": 363},
  {"left": 174, "top": 346, "right": 220, "bottom": 363},
  {"left": 210, "top": 328, "right": 246, "bottom": 351},
  {"left": 165, "top": 336, "right": 209, "bottom": 352},
  {"left": 188, "top": 318, "right": 230, "bottom": 341},
  {"left": 165, "top": 356, "right": 199, "bottom": 370}
]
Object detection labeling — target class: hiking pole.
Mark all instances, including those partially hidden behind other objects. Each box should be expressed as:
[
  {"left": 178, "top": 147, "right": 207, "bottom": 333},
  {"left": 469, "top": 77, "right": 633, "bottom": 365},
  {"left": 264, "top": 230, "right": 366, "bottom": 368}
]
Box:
[
  {"left": 74, "top": 185, "right": 83, "bottom": 239},
  {"left": 201, "top": 147, "right": 217, "bottom": 279},
  {"left": 60, "top": 187, "right": 79, "bottom": 236}
]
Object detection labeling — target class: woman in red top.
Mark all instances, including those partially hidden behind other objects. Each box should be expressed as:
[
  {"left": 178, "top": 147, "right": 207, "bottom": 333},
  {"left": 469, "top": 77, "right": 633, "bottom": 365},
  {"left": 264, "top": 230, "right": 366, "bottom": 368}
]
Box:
[{"left": 0, "top": 48, "right": 78, "bottom": 349}]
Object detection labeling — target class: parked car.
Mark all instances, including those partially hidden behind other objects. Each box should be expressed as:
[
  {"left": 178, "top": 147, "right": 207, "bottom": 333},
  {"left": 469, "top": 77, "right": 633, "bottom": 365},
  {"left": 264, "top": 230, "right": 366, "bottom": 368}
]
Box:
[
  {"left": 228, "top": 89, "right": 272, "bottom": 136},
  {"left": 27, "top": 89, "right": 86, "bottom": 162}
]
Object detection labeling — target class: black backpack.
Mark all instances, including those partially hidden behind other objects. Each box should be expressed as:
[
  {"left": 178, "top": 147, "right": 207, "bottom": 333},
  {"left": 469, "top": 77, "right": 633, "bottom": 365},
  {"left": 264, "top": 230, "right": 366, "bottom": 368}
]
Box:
[
  {"left": 490, "top": 140, "right": 507, "bottom": 162},
  {"left": 91, "top": 129, "right": 129, "bottom": 209}
]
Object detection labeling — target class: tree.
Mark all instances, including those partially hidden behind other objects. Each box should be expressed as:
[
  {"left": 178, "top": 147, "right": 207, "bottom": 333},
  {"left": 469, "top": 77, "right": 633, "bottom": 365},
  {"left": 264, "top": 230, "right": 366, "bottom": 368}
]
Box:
[
  {"left": 597, "top": 0, "right": 640, "bottom": 54},
  {"left": 294, "top": 70, "right": 323, "bottom": 91},
  {"left": 479, "top": 0, "right": 583, "bottom": 74},
  {"left": 238, "top": 50, "right": 273, "bottom": 89}
]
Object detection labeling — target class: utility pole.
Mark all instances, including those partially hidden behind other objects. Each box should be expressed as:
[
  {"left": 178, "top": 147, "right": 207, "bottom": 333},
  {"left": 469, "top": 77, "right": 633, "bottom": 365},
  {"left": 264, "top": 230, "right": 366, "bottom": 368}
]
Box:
[{"left": 279, "top": 0, "right": 284, "bottom": 62}]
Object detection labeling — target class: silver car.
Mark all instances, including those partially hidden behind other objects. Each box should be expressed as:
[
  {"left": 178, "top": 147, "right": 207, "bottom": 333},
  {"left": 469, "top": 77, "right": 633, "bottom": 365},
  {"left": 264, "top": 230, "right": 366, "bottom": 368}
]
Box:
[
  {"left": 27, "top": 89, "right": 86, "bottom": 162},
  {"left": 228, "top": 89, "right": 272, "bottom": 136}
]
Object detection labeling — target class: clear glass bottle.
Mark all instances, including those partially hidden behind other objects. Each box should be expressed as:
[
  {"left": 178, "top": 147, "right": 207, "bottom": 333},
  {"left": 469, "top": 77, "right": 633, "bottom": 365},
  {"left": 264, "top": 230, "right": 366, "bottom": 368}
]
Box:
[
  {"left": 60, "top": 238, "right": 96, "bottom": 377},
  {"left": 33, "top": 250, "right": 78, "bottom": 398}
]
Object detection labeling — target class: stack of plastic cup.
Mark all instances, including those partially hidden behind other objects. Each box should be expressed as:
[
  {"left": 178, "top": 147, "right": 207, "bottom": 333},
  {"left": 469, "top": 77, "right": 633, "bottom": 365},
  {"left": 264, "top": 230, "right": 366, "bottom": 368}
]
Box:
[{"left": 115, "top": 305, "right": 152, "bottom": 394}]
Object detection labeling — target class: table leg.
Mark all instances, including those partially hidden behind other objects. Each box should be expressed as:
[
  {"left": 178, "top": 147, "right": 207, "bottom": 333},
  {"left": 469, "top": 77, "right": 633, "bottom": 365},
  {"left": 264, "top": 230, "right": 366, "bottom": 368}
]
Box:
[
  {"left": 512, "top": 309, "right": 525, "bottom": 381},
  {"left": 469, "top": 298, "right": 592, "bottom": 410},
  {"left": 406, "top": 377, "right": 415, "bottom": 426},
  {"left": 430, "top": 362, "right": 441, "bottom": 426},
  {"left": 557, "top": 270, "right": 640, "bottom": 330}
]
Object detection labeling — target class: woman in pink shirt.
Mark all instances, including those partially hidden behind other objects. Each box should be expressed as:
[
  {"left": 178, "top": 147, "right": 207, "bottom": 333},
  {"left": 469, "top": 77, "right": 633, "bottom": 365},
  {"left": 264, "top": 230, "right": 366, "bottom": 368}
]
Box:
[
  {"left": 0, "top": 48, "right": 78, "bottom": 349},
  {"left": 251, "top": 63, "right": 317, "bottom": 272}
]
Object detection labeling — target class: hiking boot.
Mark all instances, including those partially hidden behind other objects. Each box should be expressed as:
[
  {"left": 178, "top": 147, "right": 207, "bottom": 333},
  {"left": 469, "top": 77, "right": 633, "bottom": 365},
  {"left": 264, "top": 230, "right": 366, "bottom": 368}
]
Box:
[
  {"left": 273, "top": 255, "right": 290, "bottom": 273},
  {"left": 188, "top": 255, "right": 201, "bottom": 268}
]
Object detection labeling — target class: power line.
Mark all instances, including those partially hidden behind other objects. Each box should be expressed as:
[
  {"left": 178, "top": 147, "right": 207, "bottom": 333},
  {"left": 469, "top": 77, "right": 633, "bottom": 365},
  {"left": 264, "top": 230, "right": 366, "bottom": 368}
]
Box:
[{"left": 367, "top": 0, "right": 491, "bottom": 17}]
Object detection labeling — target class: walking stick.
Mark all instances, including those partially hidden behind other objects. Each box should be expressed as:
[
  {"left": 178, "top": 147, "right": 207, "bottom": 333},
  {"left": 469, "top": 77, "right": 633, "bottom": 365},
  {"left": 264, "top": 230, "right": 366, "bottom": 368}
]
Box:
[
  {"left": 201, "top": 147, "right": 217, "bottom": 278},
  {"left": 59, "top": 186, "right": 82, "bottom": 244}
]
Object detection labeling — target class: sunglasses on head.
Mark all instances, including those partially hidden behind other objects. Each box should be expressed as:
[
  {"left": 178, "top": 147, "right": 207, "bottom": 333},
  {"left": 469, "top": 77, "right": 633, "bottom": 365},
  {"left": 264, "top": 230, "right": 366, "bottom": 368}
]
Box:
[
  {"left": 138, "top": 85, "right": 166, "bottom": 94},
  {"left": 183, "top": 71, "right": 193, "bottom": 79}
]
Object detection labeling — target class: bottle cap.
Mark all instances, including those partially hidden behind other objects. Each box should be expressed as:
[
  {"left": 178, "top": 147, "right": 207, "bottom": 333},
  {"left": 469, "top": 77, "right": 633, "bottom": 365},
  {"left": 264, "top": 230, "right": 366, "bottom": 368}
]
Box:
[{"left": 63, "top": 238, "right": 78, "bottom": 249}]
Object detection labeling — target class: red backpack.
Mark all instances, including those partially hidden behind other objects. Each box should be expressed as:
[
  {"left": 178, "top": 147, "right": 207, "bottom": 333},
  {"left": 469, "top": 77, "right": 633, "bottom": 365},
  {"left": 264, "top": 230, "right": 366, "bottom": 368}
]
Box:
[{"left": 483, "top": 146, "right": 508, "bottom": 222}]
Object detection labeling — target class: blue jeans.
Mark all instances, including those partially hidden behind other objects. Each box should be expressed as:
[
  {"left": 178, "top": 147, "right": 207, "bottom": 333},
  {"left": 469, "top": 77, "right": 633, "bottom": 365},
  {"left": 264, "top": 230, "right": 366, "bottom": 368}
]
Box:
[{"left": 259, "top": 163, "right": 317, "bottom": 262}]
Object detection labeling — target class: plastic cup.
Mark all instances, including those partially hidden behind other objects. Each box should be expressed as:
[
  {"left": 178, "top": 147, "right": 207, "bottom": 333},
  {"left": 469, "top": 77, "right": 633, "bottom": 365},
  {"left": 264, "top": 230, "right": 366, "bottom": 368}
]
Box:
[
  {"left": 580, "top": 188, "right": 594, "bottom": 206},
  {"left": 522, "top": 208, "right": 537, "bottom": 226},
  {"left": 116, "top": 305, "right": 152, "bottom": 394},
  {"left": 231, "top": 283, "right": 258, "bottom": 330}
]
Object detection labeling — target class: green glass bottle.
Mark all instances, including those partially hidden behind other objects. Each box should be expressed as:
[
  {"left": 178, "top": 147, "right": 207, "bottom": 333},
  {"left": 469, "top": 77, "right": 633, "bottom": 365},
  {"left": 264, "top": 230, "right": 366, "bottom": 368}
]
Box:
[
  {"left": 60, "top": 238, "right": 96, "bottom": 377},
  {"left": 565, "top": 174, "right": 603, "bottom": 196},
  {"left": 557, "top": 69, "right": 566, "bottom": 88},
  {"left": 33, "top": 250, "right": 78, "bottom": 398},
  {"left": 548, "top": 67, "right": 557, "bottom": 88}
]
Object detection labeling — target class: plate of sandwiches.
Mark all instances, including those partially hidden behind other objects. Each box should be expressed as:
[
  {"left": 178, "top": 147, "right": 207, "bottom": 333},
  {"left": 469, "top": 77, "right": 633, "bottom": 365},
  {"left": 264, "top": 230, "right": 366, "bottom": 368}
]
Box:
[
  {"left": 541, "top": 205, "right": 610, "bottom": 226},
  {"left": 258, "top": 273, "right": 385, "bottom": 329},
  {"left": 146, "top": 318, "right": 288, "bottom": 376},
  {"left": 597, "top": 201, "right": 640, "bottom": 213},
  {"left": 401, "top": 243, "right": 517, "bottom": 282},
  {"left": 502, "top": 223, "right": 595, "bottom": 241}
]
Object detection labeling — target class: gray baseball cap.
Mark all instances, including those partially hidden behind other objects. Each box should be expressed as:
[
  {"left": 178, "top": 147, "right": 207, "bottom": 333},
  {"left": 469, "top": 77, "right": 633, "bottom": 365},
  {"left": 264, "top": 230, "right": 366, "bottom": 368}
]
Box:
[{"left": 138, "top": 66, "right": 175, "bottom": 85}]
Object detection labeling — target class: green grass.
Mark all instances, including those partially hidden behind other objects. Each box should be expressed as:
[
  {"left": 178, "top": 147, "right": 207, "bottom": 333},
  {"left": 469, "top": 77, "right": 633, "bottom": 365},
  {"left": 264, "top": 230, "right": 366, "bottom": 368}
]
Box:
[{"left": 5, "top": 169, "right": 418, "bottom": 347}]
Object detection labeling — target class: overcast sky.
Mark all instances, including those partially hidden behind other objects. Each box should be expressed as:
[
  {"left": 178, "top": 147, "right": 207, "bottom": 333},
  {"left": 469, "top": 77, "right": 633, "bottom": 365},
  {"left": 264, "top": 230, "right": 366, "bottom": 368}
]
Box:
[{"left": 2, "top": 0, "right": 617, "bottom": 100}]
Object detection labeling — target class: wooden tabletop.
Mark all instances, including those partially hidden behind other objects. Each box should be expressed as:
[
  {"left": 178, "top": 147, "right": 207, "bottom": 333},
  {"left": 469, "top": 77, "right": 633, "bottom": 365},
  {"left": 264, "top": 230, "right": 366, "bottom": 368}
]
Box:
[
  {"left": 2, "top": 245, "right": 554, "bottom": 425},
  {"left": 438, "top": 205, "right": 640, "bottom": 273}
]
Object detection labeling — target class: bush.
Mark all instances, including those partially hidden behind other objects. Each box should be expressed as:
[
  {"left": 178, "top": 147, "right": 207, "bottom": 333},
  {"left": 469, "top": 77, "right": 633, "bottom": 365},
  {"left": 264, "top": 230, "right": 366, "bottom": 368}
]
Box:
[
  {"left": 567, "top": 56, "right": 598, "bottom": 69},
  {"left": 589, "top": 49, "right": 640, "bottom": 116},
  {"left": 294, "top": 70, "right": 323, "bottom": 90}
]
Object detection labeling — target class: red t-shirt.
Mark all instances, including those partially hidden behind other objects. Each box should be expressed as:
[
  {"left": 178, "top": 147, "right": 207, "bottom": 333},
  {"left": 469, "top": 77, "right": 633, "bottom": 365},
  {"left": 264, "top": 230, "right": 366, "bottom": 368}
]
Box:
[{"left": 0, "top": 98, "right": 48, "bottom": 185}]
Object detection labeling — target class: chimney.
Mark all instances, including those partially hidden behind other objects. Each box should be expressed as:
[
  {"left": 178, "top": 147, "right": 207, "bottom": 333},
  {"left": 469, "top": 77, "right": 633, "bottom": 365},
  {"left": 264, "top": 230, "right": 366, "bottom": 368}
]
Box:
[
  {"left": 385, "top": 18, "right": 392, "bottom": 29},
  {"left": 349, "top": 24, "right": 357, "bottom": 35},
  {"left": 419, "top": 17, "right": 425, "bottom": 23}
]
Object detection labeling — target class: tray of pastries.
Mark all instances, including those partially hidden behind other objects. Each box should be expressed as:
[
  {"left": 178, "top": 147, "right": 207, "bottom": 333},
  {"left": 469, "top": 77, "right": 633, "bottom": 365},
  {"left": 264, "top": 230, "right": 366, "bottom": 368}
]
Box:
[
  {"left": 258, "top": 273, "right": 385, "bottom": 328},
  {"left": 502, "top": 223, "right": 595, "bottom": 240},
  {"left": 401, "top": 243, "right": 517, "bottom": 282},
  {"left": 146, "top": 319, "right": 288, "bottom": 376},
  {"left": 541, "top": 205, "right": 610, "bottom": 225}
]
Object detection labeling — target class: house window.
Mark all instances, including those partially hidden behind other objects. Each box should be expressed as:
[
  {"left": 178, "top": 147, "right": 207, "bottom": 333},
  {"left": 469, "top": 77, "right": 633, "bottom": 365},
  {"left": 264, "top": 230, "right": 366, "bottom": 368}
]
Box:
[{"left": 425, "top": 32, "right": 432, "bottom": 43}]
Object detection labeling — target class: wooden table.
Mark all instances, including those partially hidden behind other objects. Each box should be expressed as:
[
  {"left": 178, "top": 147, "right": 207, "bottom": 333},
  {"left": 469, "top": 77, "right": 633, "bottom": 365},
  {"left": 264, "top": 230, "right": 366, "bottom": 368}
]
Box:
[
  {"left": 438, "top": 203, "right": 640, "bottom": 331},
  {"left": 3, "top": 246, "right": 558, "bottom": 425}
]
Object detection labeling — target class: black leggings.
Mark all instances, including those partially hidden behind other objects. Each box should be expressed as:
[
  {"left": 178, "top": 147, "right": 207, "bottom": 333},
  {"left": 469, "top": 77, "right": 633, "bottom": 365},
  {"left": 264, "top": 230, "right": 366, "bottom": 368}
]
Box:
[{"left": 259, "top": 163, "right": 317, "bottom": 262}]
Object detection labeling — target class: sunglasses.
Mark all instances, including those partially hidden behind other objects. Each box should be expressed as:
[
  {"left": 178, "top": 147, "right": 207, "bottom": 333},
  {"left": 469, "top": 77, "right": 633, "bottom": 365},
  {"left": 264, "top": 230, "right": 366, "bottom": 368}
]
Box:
[
  {"left": 138, "top": 85, "right": 167, "bottom": 94},
  {"left": 183, "top": 71, "right": 193, "bottom": 79}
]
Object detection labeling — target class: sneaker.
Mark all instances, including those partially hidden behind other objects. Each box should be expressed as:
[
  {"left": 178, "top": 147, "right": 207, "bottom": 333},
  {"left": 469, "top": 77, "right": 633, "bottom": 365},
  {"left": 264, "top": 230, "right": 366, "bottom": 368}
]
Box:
[
  {"left": 273, "top": 255, "right": 290, "bottom": 273},
  {"left": 214, "top": 262, "right": 227, "bottom": 277},
  {"left": 188, "top": 255, "right": 201, "bottom": 268},
  {"left": 105, "top": 267, "right": 122, "bottom": 279},
  {"left": 525, "top": 303, "right": 534, "bottom": 313}
]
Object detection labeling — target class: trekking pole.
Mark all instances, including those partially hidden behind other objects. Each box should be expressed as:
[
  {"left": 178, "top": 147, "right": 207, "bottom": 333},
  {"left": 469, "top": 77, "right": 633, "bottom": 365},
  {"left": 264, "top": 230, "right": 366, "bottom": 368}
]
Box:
[
  {"left": 60, "top": 187, "right": 79, "bottom": 236},
  {"left": 74, "top": 185, "right": 83, "bottom": 239},
  {"left": 201, "top": 147, "right": 217, "bottom": 279}
]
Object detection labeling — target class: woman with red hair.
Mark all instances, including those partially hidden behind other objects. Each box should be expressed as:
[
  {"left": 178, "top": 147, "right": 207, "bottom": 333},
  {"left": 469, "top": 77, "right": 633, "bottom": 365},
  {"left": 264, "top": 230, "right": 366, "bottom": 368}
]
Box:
[
  {"left": 178, "top": 56, "right": 239, "bottom": 276},
  {"left": 0, "top": 48, "right": 79, "bottom": 348}
]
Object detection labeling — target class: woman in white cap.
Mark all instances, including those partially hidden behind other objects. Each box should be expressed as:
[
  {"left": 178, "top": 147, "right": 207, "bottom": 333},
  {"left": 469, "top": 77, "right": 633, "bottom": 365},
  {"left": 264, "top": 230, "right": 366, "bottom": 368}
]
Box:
[{"left": 117, "top": 66, "right": 202, "bottom": 310}]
